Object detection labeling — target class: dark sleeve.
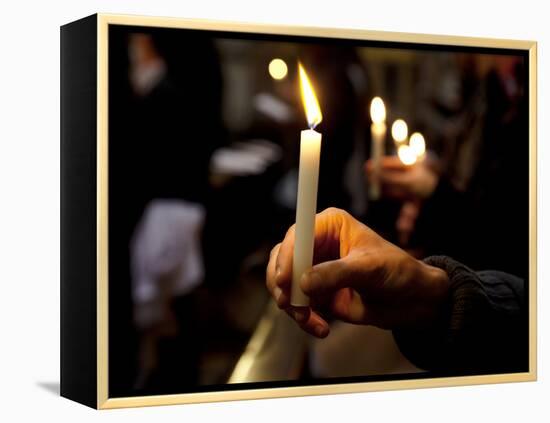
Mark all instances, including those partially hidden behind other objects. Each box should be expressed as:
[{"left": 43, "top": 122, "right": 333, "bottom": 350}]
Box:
[{"left": 393, "top": 255, "right": 528, "bottom": 375}]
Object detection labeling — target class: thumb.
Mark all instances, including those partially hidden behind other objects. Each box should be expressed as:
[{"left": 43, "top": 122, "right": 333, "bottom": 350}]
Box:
[{"left": 300, "top": 255, "right": 373, "bottom": 297}]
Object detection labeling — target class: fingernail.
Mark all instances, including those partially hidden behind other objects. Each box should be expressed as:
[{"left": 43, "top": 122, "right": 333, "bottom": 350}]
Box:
[
  {"left": 273, "top": 287, "right": 283, "bottom": 304},
  {"left": 314, "top": 325, "right": 328, "bottom": 338},
  {"left": 291, "top": 308, "right": 308, "bottom": 323}
]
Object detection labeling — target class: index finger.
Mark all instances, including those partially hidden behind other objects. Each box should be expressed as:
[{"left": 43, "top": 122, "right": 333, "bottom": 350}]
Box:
[
  {"left": 277, "top": 208, "right": 351, "bottom": 288},
  {"left": 275, "top": 225, "right": 296, "bottom": 290},
  {"left": 266, "top": 243, "right": 288, "bottom": 308}
]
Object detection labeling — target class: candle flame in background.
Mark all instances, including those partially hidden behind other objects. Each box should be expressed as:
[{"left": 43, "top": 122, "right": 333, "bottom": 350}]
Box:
[
  {"left": 398, "top": 144, "right": 417, "bottom": 166},
  {"left": 409, "top": 132, "right": 426, "bottom": 157},
  {"left": 391, "top": 119, "right": 408, "bottom": 143},
  {"left": 298, "top": 62, "right": 323, "bottom": 129},
  {"left": 370, "top": 97, "right": 386, "bottom": 124},
  {"left": 268, "top": 58, "right": 288, "bottom": 80}
]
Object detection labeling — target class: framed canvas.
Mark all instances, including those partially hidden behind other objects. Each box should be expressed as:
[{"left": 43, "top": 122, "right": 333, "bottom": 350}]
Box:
[{"left": 60, "top": 13, "right": 537, "bottom": 409}]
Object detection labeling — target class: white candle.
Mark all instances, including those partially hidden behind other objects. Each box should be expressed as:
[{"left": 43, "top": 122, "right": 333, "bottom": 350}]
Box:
[
  {"left": 291, "top": 63, "right": 323, "bottom": 307},
  {"left": 369, "top": 97, "right": 386, "bottom": 200},
  {"left": 292, "top": 129, "right": 321, "bottom": 306}
]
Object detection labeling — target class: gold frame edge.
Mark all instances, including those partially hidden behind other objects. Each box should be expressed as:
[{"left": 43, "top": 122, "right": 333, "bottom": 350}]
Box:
[{"left": 97, "top": 14, "right": 109, "bottom": 409}]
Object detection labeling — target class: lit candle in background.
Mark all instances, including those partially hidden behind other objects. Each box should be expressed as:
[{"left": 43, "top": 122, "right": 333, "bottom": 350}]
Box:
[
  {"left": 391, "top": 119, "right": 408, "bottom": 145},
  {"left": 268, "top": 58, "right": 288, "bottom": 80},
  {"left": 369, "top": 97, "right": 387, "bottom": 200},
  {"left": 409, "top": 132, "right": 426, "bottom": 161},
  {"left": 291, "top": 63, "right": 323, "bottom": 307}
]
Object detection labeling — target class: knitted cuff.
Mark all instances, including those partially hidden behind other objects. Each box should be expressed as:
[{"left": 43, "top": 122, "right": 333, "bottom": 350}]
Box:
[{"left": 393, "top": 255, "right": 491, "bottom": 373}]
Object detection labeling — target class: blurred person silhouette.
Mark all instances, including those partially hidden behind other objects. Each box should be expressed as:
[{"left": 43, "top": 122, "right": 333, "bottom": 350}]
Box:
[
  {"left": 108, "top": 29, "right": 224, "bottom": 395},
  {"left": 366, "top": 53, "right": 528, "bottom": 280},
  {"left": 129, "top": 199, "right": 205, "bottom": 393}
]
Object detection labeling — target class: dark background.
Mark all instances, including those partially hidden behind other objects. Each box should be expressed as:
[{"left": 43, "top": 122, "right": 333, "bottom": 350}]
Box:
[{"left": 107, "top": 24, "right": 529, "bottom": 398}]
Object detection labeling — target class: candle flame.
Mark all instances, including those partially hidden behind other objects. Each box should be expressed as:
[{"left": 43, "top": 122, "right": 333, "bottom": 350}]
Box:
[
  {"left": 398, "top": 144, "right": 417, "bottom": 166},
  {"left": 370, "top": 97, "right": 386, "bottom": 124},
  {"left": 392, "top": 119, "right": 408, "bottom": 143},
  {"left": 298, "top": 63, "right": 322, "bottom": 129},
  {"left": 409, "top": 132, "right": 426, "bottom": 157}
]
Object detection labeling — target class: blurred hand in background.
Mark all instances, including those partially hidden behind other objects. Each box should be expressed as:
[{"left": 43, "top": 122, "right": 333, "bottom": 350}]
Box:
[{"left": 365, "top": 156, "right": 439, "bottom": 201}]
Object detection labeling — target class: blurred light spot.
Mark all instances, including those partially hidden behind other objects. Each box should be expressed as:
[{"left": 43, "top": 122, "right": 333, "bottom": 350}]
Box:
[
  {"left": 409, "top": 132, "right": 426, "bottom": 157},
  {"left": 392, "top": 119, "right": 408, "bottom": 143},
  {"left": 398, "top": 145, "right": 417, "bottom": 166},
  {"left": 269, "top": 58, "right": 288, "bottom": 80},
  {"left": 370, "top": 97, "right": 386, "bottom": 123}
]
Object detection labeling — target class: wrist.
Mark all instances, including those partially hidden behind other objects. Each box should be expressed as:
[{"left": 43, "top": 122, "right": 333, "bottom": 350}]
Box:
[
  {"left": 424, "top": 262, "right": 450, "bottom": 302},
  {"left": 416, "top": 260, "right": 450, "bottom": 325},
  {"left": 418, "top": 170, "right": 439, "bottom": 199}
]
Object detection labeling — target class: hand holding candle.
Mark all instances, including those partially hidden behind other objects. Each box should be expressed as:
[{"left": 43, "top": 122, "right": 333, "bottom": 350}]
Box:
[
  {"left": 376, "top": 131, "right": 436, "bottom": 199},
  {"left": 266, "top": 208, "right": 450, "bottom": 338},
  {"left": 291, "top": 63, "right": 323, "bottom": 307}
]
